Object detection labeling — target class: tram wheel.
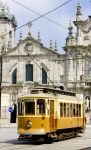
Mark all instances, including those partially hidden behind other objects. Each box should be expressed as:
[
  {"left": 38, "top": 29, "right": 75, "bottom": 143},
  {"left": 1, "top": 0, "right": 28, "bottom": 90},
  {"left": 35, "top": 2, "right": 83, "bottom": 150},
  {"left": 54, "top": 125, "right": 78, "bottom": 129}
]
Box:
[{"left": 44, "top": 135, "right": 52, "bottom": 144}]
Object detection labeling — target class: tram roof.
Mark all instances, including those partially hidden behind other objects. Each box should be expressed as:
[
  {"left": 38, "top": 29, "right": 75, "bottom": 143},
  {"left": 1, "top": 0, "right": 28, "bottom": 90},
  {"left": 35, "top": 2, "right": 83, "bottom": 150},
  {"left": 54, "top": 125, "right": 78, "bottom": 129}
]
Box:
[{"left": 30, "top": 86, "right": 76, "bottom": 96}]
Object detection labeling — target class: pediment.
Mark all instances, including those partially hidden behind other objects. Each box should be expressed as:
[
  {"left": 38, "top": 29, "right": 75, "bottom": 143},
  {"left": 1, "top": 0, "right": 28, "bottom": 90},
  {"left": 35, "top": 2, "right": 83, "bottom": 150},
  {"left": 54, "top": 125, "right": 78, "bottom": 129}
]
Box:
[{"left": 5, "top": 38, "right": 59, "bottom": 57}]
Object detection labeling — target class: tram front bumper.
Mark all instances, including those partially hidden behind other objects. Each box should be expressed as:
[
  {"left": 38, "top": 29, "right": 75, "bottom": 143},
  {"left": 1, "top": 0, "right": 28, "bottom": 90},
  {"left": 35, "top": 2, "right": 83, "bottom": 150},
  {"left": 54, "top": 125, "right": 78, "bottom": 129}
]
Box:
[{"left": 18, "top": 128, "right": 46, "bottom": 135}]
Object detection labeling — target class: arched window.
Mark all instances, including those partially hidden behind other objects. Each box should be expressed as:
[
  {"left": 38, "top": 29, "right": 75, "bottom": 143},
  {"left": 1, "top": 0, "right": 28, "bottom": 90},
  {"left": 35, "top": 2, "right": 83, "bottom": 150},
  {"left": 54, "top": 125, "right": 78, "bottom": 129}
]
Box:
[
  {"left": 12, "top": 68, "right": 17, "bottom": 84},
  {"left": 42, "top": 67, "right": 47, "bottom": 84},
  {"left": 26, "top": 64, "right": 33, "bottom": 81}
]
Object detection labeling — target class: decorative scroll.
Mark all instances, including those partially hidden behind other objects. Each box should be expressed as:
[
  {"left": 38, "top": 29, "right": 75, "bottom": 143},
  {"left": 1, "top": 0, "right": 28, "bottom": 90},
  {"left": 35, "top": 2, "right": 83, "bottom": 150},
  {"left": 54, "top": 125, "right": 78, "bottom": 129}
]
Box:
[{"left": 82, "top": 25, "right": 91, "bottom": 34}]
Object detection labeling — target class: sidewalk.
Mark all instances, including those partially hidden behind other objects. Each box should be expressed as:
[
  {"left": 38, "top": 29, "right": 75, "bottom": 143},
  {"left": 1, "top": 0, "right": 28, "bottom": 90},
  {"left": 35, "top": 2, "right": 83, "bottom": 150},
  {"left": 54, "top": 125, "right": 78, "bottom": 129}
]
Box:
[
  {"left": 0, "top": 123, "right": 17, "bottom": 128},
  {"left": 86, "top": 124, "right": 91, "bottom": 128},
  {"left": 0, "top": 119, "right": 17, "bottom": 128}
]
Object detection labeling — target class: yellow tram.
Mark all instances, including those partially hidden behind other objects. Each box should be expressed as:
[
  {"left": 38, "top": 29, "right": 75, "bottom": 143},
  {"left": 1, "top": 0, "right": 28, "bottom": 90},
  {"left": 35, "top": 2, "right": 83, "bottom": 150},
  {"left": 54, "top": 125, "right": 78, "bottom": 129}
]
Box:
[{"left": 17, "top": 87, "right": 86, "bottom": 142}]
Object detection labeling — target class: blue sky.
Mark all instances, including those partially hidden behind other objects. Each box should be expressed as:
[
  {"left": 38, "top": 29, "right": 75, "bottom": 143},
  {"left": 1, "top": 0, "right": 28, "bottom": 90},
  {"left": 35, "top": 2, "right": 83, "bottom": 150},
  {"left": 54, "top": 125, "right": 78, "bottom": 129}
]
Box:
[{"left": 4, "top": 0, "right": 91, "bottom": 53}]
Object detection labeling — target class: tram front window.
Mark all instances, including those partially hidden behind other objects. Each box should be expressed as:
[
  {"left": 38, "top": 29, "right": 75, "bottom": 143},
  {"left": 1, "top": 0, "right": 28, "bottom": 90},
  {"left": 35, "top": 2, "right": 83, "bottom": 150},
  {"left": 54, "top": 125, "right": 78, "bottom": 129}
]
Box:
[
  {"left": 25, "top": 100, "right": 35, "bottom": 115},
  {"left": 37, "top": 99, "right": 45, "bottom": 114}
]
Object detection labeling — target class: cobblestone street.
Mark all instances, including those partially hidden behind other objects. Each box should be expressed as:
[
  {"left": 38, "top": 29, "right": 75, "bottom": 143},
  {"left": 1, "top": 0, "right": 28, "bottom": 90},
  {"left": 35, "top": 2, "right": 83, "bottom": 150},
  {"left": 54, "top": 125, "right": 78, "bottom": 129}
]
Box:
[{"left": 0, "top": 125, "right": 91, "bottom": 150}]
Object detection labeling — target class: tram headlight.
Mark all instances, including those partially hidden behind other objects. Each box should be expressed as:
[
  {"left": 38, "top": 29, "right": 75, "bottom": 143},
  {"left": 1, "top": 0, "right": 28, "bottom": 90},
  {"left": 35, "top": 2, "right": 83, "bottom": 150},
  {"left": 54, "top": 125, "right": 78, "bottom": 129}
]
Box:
[{"left": 26, "top": 121, "right": 32, "bottom": 129}]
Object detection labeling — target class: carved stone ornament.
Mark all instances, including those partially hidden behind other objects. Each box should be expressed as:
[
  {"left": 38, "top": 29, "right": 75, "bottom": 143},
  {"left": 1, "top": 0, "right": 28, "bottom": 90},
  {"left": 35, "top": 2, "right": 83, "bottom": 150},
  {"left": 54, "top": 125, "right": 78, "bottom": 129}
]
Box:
[
  {"left": 24, "top": 42, "right": 34, "bottom": 54},
  {"left": 82, "top": 24, "right": 91, "bottom": 34},
  {"left": 83, "top": 35, "right": 89, "bottom": 40}
]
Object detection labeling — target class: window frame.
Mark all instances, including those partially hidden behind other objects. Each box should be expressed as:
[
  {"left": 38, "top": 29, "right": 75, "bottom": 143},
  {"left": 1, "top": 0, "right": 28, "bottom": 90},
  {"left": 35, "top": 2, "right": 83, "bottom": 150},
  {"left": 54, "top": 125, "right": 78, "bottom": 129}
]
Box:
[
  {"left": 25, "top": 99, "right": 35, "bottom": 115},
  {"left": 36, "top": 99, "right": 45, "bottom": 115},
  {"left": 26, "top": 64, "right": 33, "bottom": 82},
  {"left": 42, "top": 67, "right": 47, "bottom": 84},
  {"left": 12, "top": 68, "right": 17, "bottom": 84}
]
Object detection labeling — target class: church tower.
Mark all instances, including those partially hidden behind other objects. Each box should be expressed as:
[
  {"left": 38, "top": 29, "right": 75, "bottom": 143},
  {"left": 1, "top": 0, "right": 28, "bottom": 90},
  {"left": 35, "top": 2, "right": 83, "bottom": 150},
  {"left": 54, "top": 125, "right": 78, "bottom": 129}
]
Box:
[
  {"left": 0, "top": 0, "right": 17, "bottom": 120},
  {"left": 0, "top": 0, "right": 17, "bottom": 53}
]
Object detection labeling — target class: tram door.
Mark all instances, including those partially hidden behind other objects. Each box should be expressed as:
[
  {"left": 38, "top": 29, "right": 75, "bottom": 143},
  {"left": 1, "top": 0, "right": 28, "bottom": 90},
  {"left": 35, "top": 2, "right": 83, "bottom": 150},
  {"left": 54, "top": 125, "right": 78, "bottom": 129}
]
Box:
[{"left": 50, "top": 100, "right": 55, "bottom": 130}]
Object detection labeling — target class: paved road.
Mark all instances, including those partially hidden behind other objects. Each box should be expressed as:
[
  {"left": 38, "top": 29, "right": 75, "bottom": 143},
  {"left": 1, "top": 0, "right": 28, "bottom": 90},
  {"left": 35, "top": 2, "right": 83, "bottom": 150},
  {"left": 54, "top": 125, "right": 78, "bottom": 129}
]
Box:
[{"left": 0, "top": 125, "right": 91, "bottom": 150}]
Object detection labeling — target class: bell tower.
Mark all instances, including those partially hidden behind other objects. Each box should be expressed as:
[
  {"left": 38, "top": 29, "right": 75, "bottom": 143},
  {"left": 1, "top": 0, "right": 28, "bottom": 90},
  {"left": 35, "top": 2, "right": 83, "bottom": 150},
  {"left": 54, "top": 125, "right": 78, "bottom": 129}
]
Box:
[
  {"left": 0, "top": 0, "right": 17, "bottom": 53},
  {"left": 0, "top": 0, "right": 17, "bottom": 119}
]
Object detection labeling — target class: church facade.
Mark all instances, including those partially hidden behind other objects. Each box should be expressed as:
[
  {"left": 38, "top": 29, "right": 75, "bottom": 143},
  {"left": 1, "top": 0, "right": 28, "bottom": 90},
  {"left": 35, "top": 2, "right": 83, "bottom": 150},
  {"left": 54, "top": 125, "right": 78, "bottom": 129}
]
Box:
[
  {"left": 64, "top": 3, "right": 91, "bottom": 112},
  {"left": 0, "top": 2, "right": 91, "bottom": 123}
]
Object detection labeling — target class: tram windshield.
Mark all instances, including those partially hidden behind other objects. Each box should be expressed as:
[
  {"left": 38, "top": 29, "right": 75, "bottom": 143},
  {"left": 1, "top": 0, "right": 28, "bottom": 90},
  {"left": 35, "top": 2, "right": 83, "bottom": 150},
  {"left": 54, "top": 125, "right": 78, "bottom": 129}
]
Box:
[
  {"left": 18, "top": 98, "right": 45, "bottom": 116},
  {"left": 25, "top": 100, "right": 35, "bottom": 115}
]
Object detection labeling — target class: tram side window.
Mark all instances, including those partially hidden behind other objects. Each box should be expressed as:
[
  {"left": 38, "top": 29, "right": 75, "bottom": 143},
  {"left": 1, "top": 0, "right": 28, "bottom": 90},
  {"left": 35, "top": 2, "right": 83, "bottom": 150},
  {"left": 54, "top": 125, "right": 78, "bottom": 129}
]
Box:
[
  {"left": 64, "top": 103, "right": 66, "bottom": 117},
  {"left": 67, "top": 103, "right": 69, "bottom": 117},
  {"left": 73, "top": 104, "right": 76, "bottom": 117},
  {"left": 25, "top": 101, "right": 35, "bottom": 115},
  {"left": 76, "top": 104, "right": 78, "bottom": 117},
  {"left": 70, "top": 103, "right": 73, "bottom": 117},
  {"left": 37, "top": 99, "right": 45, "bottom": 114},
  {"left": 47, "top": 100, "right": 49, "bottom": 115},
  {"left": 60, "top": 103, "right": 64, "bottom": 117},
  {"left": 18, "top": 101, "right": 24, "bottom": 115},
  {"left": 79, "top": 104, "right": 81, "bottom": 117}
]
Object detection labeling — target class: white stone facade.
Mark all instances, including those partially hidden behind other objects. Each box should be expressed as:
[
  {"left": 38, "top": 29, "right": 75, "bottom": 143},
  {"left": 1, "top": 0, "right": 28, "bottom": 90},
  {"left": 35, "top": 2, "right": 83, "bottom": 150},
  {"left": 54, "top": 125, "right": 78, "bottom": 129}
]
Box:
[{"left": 64, "top": 3, "right": 91, "bottom": 112}]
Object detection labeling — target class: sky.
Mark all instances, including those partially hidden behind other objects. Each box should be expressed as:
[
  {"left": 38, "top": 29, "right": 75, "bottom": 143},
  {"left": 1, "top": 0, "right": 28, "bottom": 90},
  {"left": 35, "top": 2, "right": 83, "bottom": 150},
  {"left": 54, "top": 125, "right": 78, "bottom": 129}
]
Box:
[{"left": 3, "top": 0, "right": 91, "bottom": 53}]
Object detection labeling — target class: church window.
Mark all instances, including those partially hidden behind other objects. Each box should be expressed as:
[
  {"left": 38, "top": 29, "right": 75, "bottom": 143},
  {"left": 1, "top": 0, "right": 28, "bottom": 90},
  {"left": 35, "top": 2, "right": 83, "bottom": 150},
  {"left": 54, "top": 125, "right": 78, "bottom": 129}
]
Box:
[
  {"left": 9, "top": 31, "right": 12, "bottom": 36},
  {"left": 26, "top": 64, "right": 33, "bottom": 81},
  {"left": 42, "top": 67, "right": 47, "bottom": 84},
  {"left": 12, "top": 68, "right": 17, "bottom": 84}
]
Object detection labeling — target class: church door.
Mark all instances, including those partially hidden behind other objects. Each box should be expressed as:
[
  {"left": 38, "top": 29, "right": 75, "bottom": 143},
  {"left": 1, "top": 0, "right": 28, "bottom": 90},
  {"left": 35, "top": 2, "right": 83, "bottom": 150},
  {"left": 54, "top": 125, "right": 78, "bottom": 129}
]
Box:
[{"left": 10, "top": 103, "right": 17, "bottom": 123}]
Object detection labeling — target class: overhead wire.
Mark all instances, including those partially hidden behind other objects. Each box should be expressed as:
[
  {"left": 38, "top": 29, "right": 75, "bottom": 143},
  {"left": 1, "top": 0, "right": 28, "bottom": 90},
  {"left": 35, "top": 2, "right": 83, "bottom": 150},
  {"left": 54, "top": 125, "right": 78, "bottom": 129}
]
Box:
[
  {"left": 3, "top": 1, "right": 86, "bottom": 64},
  {"left": 0, "top": 0, "right": 72, "bottom": 39},
  {"left": 11, "top": 0, "right": 68, "bottom": 30}
]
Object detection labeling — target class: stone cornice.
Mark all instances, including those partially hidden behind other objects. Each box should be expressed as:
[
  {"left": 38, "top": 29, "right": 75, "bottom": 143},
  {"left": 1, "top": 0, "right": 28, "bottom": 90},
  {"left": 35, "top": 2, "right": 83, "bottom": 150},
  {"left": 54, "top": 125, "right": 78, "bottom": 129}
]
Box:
[
  {"left": 73, "top": 20, "right": 84, "bottom": 26},
  {"left": 64, "top": 45, "right": 90, "bottom": 50},
  {"left": 3, "top": 53, "right": 62, "bottom": 60}
]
